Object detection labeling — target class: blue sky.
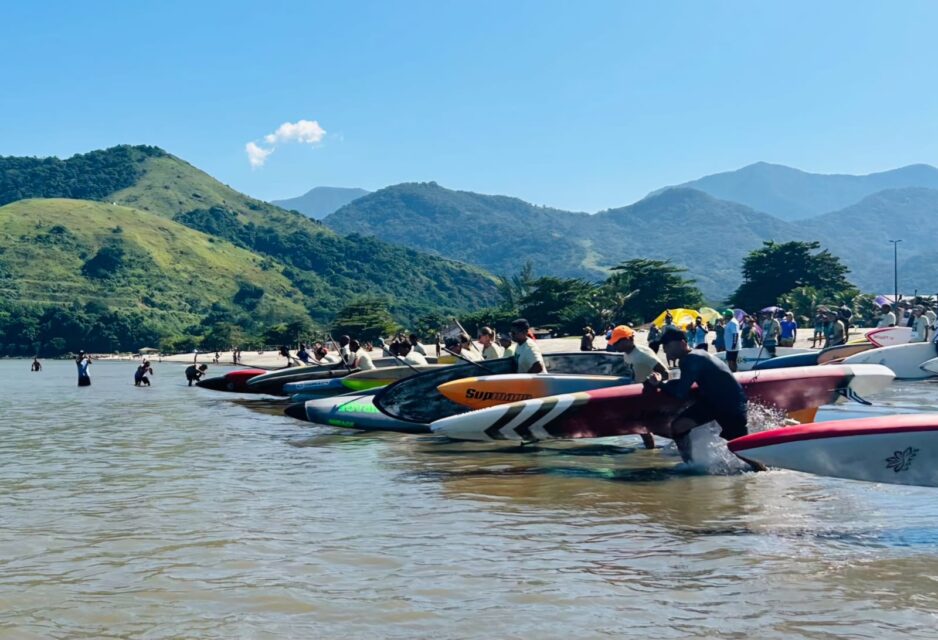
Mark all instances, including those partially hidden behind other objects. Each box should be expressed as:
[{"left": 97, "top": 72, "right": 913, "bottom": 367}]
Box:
[{"left": 2, "top": 1, "right": 937, "bottom": 211}]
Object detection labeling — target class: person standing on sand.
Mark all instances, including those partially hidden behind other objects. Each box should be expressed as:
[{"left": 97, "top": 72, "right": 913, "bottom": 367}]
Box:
[
  {"left": 647, "top": 322, "right": 661, "bottom": 353},
  {"left": 398, "top": 340, "right": 428, "bottom": 366},
  {"left": 338, "top": 335, "right": 352, "bottom": 367},
  {"left": 712, "top": 318, "right": 726, "bottom": 353},
  {"left": 693, "top": 317, "right": 708, "bottom": 351},
  {"left": 76, "top": 351, "right": 92, "bottom": 386},
  {"left": 408, "top": 333, "right": 428, "bottom": 357},
  {"left": 349, "top": 338, "right": 376, "bottom": 371},
  {"left": 31, "top": 357, "right": 42, "bottom": 372},
  {"left": 511, "top": 318, "right": 546, "bottom": 374},
  {"left": 760, "top": 310, "right": 782, "bottom": 358},
  {"left": 722, "top": 310, "right": 741, "bottom": 372},
  {"left": 780, "top": 312, "right": 798, "bottom": 347},
  {"left": 498, "top": 333, "right": 516, "bottom": 358},
  {"left": 910, "top": 306, "right": 929, "bottom": 342},
  {"left": 824, "top": 311, "right": 846, "bottom": 348},
  {"left": 580, "top": 326, "right": 595, "bottom": 351}
]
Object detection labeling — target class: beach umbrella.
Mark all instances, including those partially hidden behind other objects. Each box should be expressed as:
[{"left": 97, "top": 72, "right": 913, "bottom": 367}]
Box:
[
  {"left": 651, "top": 308, "right": 701, "bottom": 329},
  {"left": 138, "top": 347, "right": 159, "bottom": 354},
  {"left": 760, "top": 306, "right": 782, "bottom": 314},
  {"left": 698, "top": 307, "right": 721, "bottom": 324}
]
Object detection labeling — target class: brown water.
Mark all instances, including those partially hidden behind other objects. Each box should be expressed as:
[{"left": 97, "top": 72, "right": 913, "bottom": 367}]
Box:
[{"left": 2, "top": 360, "right": 938, "bottom": 639}]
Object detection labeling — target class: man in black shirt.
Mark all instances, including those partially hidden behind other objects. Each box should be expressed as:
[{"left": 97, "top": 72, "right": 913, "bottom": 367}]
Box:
[{"left": 646, "top": 328, "right": 749, "bottom": 459}]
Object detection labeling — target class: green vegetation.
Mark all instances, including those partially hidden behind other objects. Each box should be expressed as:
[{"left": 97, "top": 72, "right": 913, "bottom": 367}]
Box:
[
  {"left": 729, "top": 241, "right": 857, "bottom": 312},
  {"left": 331, "top": 298, "right": 399, "bottom": 343},
  {"left": 0, "top": 147, "right": 503, "bottom": 355}
]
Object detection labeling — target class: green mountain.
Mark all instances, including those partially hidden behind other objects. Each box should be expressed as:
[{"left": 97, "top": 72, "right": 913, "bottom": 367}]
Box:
[
  {"left": 657, "top": 162, "right": 938, "bottom": 221},
  {"left": 802, "top": 187, "right": 938, "bottom": 293},
  {"left": 324, "top": 182, "right": 803, "bottom": 299},
  {"left": 272, "top": 186, "right": 370, "bottom": 219},
  {"left": 0, "top": 147, "right": 501, "bottom": 354}
]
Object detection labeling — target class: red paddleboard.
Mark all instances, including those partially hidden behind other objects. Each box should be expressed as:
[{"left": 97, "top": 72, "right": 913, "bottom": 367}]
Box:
[
  {"left": 728, "top": 414, "right": 938, "bottom": 486},
  {"left": 431, "top": 364, "right": 894, "bottom": 442},
  {"left": 197, "top": 368, "right": 267, "bottom": 392}
]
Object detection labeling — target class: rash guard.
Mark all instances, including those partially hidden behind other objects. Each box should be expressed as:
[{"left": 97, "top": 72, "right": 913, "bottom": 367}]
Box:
[{"left": 661, "top": 350, "right": 747, "bottom": 418}]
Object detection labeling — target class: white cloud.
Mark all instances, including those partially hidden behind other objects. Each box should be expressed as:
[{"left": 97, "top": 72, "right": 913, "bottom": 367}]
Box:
[
  {"left": 264, "top": 119, "right": 326, "bottom": 145},
  {"left": 245, "top": 118, "right": 327, "bottom": 168},
  {"left": 245, "top": 141, "right": 274, "bottom": 168}
]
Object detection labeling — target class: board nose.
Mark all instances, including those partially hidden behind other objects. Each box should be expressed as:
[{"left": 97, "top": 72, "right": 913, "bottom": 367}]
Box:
[{"left": 284, "top": 402, "right": 309, "bottom": 421}]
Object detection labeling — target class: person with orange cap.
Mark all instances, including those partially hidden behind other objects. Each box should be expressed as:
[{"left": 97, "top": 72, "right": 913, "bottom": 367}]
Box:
[{"left": 608, "top": 325, "right": 669, "bottom": 449}]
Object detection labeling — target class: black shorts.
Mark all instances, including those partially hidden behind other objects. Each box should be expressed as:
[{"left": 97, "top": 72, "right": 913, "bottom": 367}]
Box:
[
  {"left": 694, "top": 342, "right": 708, "bottom": 350},
  {"left": 725, "top": 350, "right": 738, "bottom": 363},
  {"left": 677, "top": 401, "right": 748, "bottom": 441}
]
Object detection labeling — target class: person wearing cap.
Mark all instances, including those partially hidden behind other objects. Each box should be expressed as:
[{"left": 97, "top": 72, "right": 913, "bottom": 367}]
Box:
[
  {"left": 760, "top": 310, "right": 782, "bottom": 357},
  {"left": 76, "top": 350, "right": 92, "bottom": 387},
  {"left": 510, "top": 318, "right": 546, "bottom": 373},
  {"left": 911, "top": 306, "right": 929, "bottom": 342},
  {"left": 478, "top": 326, "right": 504, "bottom": 360},
  {"left": 608, "top": 325, "right": 668, "bottom": 449},
  {"left": 780, "top": 312, "right": 798, "bottom": 347},
  {"left": 877, "top": 304, "right": 896, "bottom": 328},
  {"left": 645, "top": 328, "right": 749, "bottom": 461},
  {"left": 722, "top": 310, "right": 741, "bottom": 372},
  {"left": 498, "top": 333, "right": 516, "bottom": 358}
]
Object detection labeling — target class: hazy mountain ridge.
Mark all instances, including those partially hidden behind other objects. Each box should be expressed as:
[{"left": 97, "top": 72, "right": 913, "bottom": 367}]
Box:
[{"left": 272, "top": 186, "right": 370, "bottom": 219}]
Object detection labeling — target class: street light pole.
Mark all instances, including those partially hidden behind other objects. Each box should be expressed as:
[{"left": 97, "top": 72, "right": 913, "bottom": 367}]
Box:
[{"left": 889, "top": 239, "right": 902, "bottom": 304}]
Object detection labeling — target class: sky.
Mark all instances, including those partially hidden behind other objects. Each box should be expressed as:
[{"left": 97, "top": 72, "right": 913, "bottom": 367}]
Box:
[{"left": 2, "top": 1, "right": 938, "bottom": 212}]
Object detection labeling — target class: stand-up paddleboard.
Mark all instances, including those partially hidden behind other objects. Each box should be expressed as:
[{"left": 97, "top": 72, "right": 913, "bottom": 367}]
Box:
[
  {"left": 866, "top": 326, "right": 913, "bottom": 347},
  {"left": 751, "top": 352, "right": 818, "bottom": 370},
  {"left": 438, "top": 374, "right": 634, "bottom": 411},
  {"left": 196, "top": 368, "right": 267, "bottom": 392},
  {"left": 246, "top": 364, "right": 353, "bottom": 395},
  {"left": 922, "top": 358, "right": 938, "bottom": 375},
  {"left": 431, "top": 364, "right": 894, "bottom": 442},
  {"left": 841, "top": 342, "right": 937, "bottom": 380},
  {"left": 375, "top": 352, "right": 635, "bottom": 424},
  {"left": 728, "top": 414, "right": 938, "bottom": 487},
  {"left": 817, "top": 342, "right": 876, "bottom": 364},
  {"left": 283, "top": 377, "right": 347, "bottom": 395},
  {"left": 284, "top": 394, "right": 430, "bottom": 433},
  {"left": 340, "top": 365, "right": 440, "bottom": 391},
  {"left": 715, "top": 347, "right": 813, "bottom": 371}
]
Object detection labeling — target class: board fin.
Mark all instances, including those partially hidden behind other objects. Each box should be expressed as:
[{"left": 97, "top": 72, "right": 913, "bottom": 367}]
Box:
[{"left": 786, "top": 407, "right": 818, "bottom": 424}]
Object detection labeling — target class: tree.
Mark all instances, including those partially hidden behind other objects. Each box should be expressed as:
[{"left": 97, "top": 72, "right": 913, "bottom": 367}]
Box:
[
  {"left": 519, "top": 277, "right": 599, "bottom": 334},
  {"left": 331, "top": 298, "right": 399, "bottom": 342},
  {"left": 730, "top": 241, "right": 856, "bottom": 311},
  {"left": 602, "top": 259, "right": 704, "bottom": 324}
]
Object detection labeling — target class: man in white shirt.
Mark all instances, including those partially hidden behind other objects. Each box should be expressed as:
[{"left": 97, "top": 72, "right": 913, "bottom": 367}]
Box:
[
  {"left": 722, "top": 310, "right": 741, "bottom": 372},
  {"left": 607, "top": 324, "right": 668, "bottom": 449},
  {"left": 510, "top": 318, "right": 546, "bottom": 373},
  {"left": 911, "top": 306, "right": 929, "bottom": 342},
  {"left": 877, "top": 304, "right": 897, "bottom": 328},
  {"left": 338, "top": 335, "right": 352, "bottom": 367},
  {"left": 398, "top": 340, "right": 428, "bottom": 366},
  {"left": 348, "top": 338, "right": 376, "bottom": 371},
  {"left": 408, "top": 333, "right": 428, "bottom": 357}
]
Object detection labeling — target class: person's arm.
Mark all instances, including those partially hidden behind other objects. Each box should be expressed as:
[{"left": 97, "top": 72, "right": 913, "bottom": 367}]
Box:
[
  {"left": 528, "top": 361, "right": 544, "bottom": 374},
  {"left": 652, "top": 360, "right": 669, "bottom": 380}
]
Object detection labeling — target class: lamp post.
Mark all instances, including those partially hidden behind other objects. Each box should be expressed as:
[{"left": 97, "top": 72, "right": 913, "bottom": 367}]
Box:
[{"left": 889, "top": 239, "right": 902, "bottom": 304}]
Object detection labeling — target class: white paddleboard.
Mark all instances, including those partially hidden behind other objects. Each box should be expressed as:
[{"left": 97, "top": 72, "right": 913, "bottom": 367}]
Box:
[
  {"left": 842, "top": 342, "right": 937, "bottom": 380},
  {"left": 921, "top": 357, "right": 938, "bottom": 375},
  {"left": 729, "top": 414, "right": 938, "bottom": 487},
  {"left": 865, "top": 326, "right": 913, "bottom": 347},
  {"left": 715, "top": 347, "right": 813, "bottom": 372}
]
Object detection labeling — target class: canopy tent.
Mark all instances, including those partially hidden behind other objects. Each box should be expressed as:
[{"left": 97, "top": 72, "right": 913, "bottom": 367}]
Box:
[
  {"left": 138, "top": 347, "right": 160, "bottom": 354},
  {"left": 651, "top": 308, "right": 701, "bottom": 330}
]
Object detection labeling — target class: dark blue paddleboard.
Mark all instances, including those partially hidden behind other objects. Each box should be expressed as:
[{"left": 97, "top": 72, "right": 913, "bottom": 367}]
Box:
[
  {"left": 752, "top": 352, "right": 819, "bottom": 370},
  {"left": 284, "top": 393, "right": 430, "bottom": 434}
]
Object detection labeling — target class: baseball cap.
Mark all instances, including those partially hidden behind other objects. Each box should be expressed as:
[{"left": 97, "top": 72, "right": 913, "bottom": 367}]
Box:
[
  {"left": 607, "top": 325, "right": 635, "bottom": 346},
  {"left": 722, "top": 309, "right": 734, "bottom": 318}
]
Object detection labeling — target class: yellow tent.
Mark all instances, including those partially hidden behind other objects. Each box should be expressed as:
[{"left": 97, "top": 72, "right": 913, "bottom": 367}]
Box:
[
  {"left": 698, "top": 307, "right": 721, "bottom": 325},
  {"left": 651, "top": 308, "right": 701, "bottom": 329}
]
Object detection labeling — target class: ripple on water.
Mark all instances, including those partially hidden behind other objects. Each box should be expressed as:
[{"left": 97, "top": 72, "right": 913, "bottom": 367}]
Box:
[{"left": 1, "top": 361, "right": 937, "bottom": 638}]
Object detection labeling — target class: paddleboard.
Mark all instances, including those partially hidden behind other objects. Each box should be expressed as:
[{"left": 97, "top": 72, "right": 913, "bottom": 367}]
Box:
[
  {"left": 431, "top": 364, "right": 894, "bottom": 443},
  {"left": 196, "top": 368, "right": 267, "bottom": 392},
  {"left": 374, "top": 352, "right": 635, "bottom": 424},
  {"left": 715, "top": 347, "right": 813, "bottom": 371},
  {"left": 816, "top": 342, "right": 875, "bottom": 364},
  {"left": 283, "top": 377, "right": 347, "bottom": 395},
  {"left": 841, "top": 342, "right": 937, "bottom": 380},
  {"left": 341, "top": 365, "right": 439, "bottom": 391},
  {"left": 284, "top": 394, "right": 431, "bottom": 433},
  {"left": 751, "top": 352, "right": 818, "bottom": 370},
  {"left": 728, "top": 414, "right": 938, "bottom": 487},
  {"left": 866, "top": 326, "right": 913, "bottom": 347},
  {"left": 438, "top": 374, "right": 634, "bottom": 411},
  {"left": 922, "top": 358, "right": 938, "bottom": 375}
]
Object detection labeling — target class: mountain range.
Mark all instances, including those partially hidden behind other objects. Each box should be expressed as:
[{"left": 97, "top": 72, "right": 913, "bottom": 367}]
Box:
[
  {"left": 323, "top": 167, "right": 938, "bottom": 299},
  {"left": 272, "top": 186, "right": 369, "bottom": 219}
]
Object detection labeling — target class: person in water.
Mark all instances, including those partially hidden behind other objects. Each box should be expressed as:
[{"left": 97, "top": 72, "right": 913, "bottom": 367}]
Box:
[
  {"left": 75, "top": 351, "right": 92, "bottom": 386},
  {"left": 186, "top": 363, "right": 208, "bottom": 386},
  {"left": 31, "top": 357, "right": 42, "bottom": 372},
  {"left": 135, "top": 360, "right": 154, "bottom": 386},
  {"left": 510, "top": 318, "right": 546, "bottom": 374},
  {"left": 646, "top": 329, "right": 749, "bottom": 461},
  {"left": 607, "top": 325, "right": 668, "bottom": 449}
]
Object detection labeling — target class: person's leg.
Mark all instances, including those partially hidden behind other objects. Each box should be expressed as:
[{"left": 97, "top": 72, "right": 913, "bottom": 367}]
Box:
[
  {"left": 640, "top": 433, "right": 655, "bottom": 449},
  {"left": 726, "top": 350, "right": 738, "bottom": 372}
]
